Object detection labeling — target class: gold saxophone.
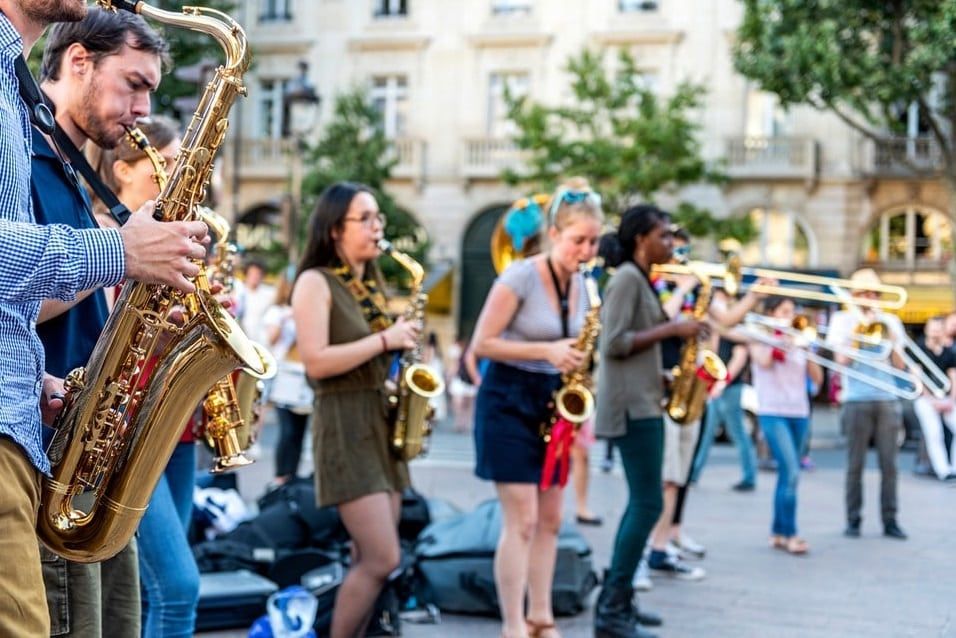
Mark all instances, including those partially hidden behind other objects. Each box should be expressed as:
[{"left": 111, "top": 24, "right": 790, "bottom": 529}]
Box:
[
  {"left": 548, "top": 262, "right": 602, "bottom": 436},
  {"left": 377, "top": 239, "right": 445, "bottom": 461},
  {"left": 665, "top": 272, "right": 727, "bottom": 425},
  {"left": 38, "top": 0, "right": 269, "bottom": 562},
  {"left": 124, "top": 128, "right": 275, "bottom": 471}
]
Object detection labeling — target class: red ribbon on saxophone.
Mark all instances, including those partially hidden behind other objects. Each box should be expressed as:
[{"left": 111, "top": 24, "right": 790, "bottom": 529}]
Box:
[{"left": 540, "top": 417, "right": 575, "bottom": 490}]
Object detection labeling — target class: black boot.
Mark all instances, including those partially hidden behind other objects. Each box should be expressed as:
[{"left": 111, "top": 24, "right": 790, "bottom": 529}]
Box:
[{"left": 594, "top": 581, "right": 658, "bottom": 638}]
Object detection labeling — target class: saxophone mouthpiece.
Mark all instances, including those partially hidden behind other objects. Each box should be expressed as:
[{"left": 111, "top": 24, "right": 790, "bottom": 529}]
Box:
[{"left": 377, "top": 239, "right": 393, "bottom": 253}]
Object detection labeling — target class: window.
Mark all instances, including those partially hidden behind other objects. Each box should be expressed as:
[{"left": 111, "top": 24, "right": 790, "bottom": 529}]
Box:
[
  {"left": 371, "top": 75, "right": 409, "bottom": 138},
  {"left": 259, "top": 0, "right": 292, "bottom": 22},
  {"left": 745, "top": 89, "right": 787, "bottom": 138},
  {"left": 739, "top": 208, "right": 813, "bottom": 268},
  {"left": 492, "top": 0, "right": 532, "bottom": 15},
  {"left": 256, "top": 78, "right": 289, "bottom": 139},
  {"left": 619, "top": 0, "right": 659, "bottom": 11},
  {"left": 487, "top": 72, "right": 529, "bottom": 138},
  {"left": 374, "top": 0, "right": 407, "bottom": 17},
  {"left": 861, "top": 207, "right": 953, "bottom": 268}
]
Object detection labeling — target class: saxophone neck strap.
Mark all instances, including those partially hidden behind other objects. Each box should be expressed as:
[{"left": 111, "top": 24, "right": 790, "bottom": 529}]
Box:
[
  {"left": 332, "top": 263, "right": 393, "bottom": 333},
  {"left": 547, "top": 257, "right": 570, "bottom": 338},
  {"left": 14, "top": 56, "right": 132, "bottom": 227}
]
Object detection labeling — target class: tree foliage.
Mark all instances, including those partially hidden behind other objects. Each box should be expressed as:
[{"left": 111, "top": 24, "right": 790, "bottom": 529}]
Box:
[
  {"left": 299, "top": 88, "right": 428, "bottom": 288},
  {"left": 734, "top": 0, "right": 956, "bottom": 285},
  {"left": 504, "top": 48, "right": 755, "bottom": 243}
]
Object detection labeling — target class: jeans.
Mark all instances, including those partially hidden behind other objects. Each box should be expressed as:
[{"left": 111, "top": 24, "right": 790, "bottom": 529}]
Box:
[
  {"left": 843, "top": 400, "right": 901, "bottom": 525},
  {"left": 138, "top": 442, "right": 200, "bottom": 638},
  {"left": 275, "top": 407, "right": 310, "bottom": 479},
  {"left": 692, "top": 384, "right": 754, "bottom": 485},
  {"left": 912, "top": 396, "right": 956, "bottom": 479},
  {"left": 759, "top": 414, "right": 808, "bottom": 537},
  {"left": 606, "top": 416, "right": 664, "bottom": 589}
]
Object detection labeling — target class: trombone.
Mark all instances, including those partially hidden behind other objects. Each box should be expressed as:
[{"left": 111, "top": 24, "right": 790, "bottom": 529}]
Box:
[
  {"left": 652, "top": 257, "right": 908, "bottom": 310},
  {"left": 830, "top": 287, "right": 952, "bottom": 399},
  {"left": 731, "top": 314, "right": 923, "bottom": 401}
]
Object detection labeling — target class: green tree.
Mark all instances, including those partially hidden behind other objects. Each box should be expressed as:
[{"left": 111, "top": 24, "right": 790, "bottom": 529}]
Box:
[
  {"left": 505, "top": 48, "right": 755, "bottom": 243},
  {"left": 299, "top": 88, "right": 428, "bottom": 288},
  {"left": 734, "top": 0, "right": 956, "bottom": 285}
]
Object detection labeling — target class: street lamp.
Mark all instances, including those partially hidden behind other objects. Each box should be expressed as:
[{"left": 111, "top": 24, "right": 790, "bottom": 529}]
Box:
[{"left": 282, "top": 60, "right": 321, "bottom": 263}]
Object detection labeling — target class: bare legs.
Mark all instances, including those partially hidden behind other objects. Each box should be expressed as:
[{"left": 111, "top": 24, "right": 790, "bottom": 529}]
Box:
[
  {"left": 330, "top": 491, "right": 402, "bottom": 638},
  {"left": 495, "top": 483, "right": 563, "bottom": 638},
  {"left": 570, "top": 443, "right": 597, "bottom": 520},
  {"left": 649, "top": 482, "right": 678, "bottom": 551}
]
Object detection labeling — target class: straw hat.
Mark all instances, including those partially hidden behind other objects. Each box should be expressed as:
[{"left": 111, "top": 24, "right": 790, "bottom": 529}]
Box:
[{"left": 849, "top": 268, "right": 883, "bottom": 287}]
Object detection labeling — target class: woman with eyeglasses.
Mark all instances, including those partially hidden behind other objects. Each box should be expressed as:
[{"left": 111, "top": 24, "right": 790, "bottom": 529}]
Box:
[
  {"left": 471, "top": 178, "right": 603, "bottom": 638},
  {"left": 292, "top": 182, "right": 419, "bottom": 638},
  {"left": 593, "top": 205, "right": 708, "bottom": 638}
]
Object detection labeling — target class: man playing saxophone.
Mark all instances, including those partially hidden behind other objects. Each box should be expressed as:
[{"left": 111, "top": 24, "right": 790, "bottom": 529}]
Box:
[
  {"left": 0, "top": 2, "right": 207, "bottom": 635},
  {"left": 30, "top": 10, "right": 177, "bottom": 637},
  {"left": 292, "top": 182, "right": 419, "bottom": 638}
]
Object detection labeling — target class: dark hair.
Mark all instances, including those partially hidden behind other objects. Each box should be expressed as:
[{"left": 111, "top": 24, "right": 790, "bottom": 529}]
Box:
[
  {"left": 607, "top": 204, "right": 671, "bottom": 267},
  {"left": 597, "top": 231, "right": 623, "bottom": 268},
  {"left": 41, "top": 7, "right": 170, "bottom": 83},
  {"left": 297, "top": 181, "right": 377, "bottom": 277},
  {"left": 762, "top": 296, "right": 793, "bottom": 314},
  {"left": 673, "top": 227, "right": 691, "bottom": 243},
  {"left": 243, "top": 259, "right": 266, "bottom": 275}
]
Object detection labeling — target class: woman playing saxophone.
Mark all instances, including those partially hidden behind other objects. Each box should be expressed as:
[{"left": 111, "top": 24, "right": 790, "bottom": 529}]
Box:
[
  {"left": 292, "top": 182, "right": 418, "bottom": 638},
  {"left": 471, "top": 178, "right": 602, "bottom": 638}
]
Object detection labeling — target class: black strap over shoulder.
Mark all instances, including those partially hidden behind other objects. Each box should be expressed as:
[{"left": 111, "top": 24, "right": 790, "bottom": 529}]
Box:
[
  {"left": 547, "top": 258, "right": 570, "bottom": 338},
  {"left": 14, "top": 55, "right": 132, "bottom": 226}
]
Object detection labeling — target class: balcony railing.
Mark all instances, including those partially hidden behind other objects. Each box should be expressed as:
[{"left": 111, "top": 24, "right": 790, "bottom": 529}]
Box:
[
  {"left": 862, "top": 136, "right": 946, "bottom": 176},
  {"left": 725, "top": 136, "right": 818, "bottom": 181},
  {"left": 386, "top": 137, "right": 425, "bottom": 181},
  {"left": 462, "top": 138, "right": 524, "bottom": 179},
  {"left": 238, "top": 137, "right": 294, "bottom": 174}
]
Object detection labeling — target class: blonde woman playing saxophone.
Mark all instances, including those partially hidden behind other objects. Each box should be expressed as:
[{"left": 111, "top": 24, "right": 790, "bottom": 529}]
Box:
[{"left": 471, "top": 178, "right": 602, "bottom": 638}]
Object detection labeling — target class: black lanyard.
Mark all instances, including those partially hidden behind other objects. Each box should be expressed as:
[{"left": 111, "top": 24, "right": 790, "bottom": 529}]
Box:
[{"left": 547, "top": 258, "right": 570, "bottom": 338}]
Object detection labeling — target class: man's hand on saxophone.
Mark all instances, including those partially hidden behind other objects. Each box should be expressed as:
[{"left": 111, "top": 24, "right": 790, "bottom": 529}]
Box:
[{"left": 119, "top": 200, "right": 209, "bottom": 293}]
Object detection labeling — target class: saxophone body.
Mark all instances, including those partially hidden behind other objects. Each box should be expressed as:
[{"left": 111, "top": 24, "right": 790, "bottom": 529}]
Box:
[
  {"left": 378, "top": 240, "right": 445, "bottom": 461},
  {"left": 549, "top": 263, "right": 602, "bottom": 435},
  {"left": 38, "top": 0, "right": 268, "bottom": 562},
  {"left": 665, "top": 275, "right": 727, "bottom": 425}
]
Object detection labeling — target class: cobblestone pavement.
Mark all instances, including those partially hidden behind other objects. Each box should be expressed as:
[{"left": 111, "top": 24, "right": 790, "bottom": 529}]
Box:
[{"left": 200, "top": 407, "right": 956, "bottom": 638}]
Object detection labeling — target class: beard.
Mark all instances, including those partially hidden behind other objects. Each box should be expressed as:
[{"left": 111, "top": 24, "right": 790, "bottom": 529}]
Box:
[
  {"left": 76, "top": 74, "right": 124, "bottom": 149},
  {"left": 18, "top": 0, "right": 87, "bottom": 25}
]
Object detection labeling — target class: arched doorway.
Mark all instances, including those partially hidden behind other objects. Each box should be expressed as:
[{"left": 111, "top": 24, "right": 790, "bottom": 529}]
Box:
[{"left": 458, "top": 203, "right": 508, "bottom": 339}]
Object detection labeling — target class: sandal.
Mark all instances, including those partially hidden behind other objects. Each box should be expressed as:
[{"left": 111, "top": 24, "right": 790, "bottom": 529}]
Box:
[
  {"left": 526, "top": 618, "right": 560, "bottom": 638},
  {"left": 769, "top": 535, "right": 788, "bottom": 550},
  {"left": 785, "top": 537, "right": 809, "bottom": 555}
]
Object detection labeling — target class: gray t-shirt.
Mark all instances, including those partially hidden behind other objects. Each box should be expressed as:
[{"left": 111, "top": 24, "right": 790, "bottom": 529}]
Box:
[{"left": 497, "top": 258, "right": 588, "bottom": 375}]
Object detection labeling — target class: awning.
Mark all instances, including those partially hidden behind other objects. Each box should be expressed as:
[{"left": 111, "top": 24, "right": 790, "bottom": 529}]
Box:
[
  {"left": 424, "top": 261, "right": 453, "bottom": 314},
  {"left": 890, "top": 285, "right": 954, "bottom": 325}
]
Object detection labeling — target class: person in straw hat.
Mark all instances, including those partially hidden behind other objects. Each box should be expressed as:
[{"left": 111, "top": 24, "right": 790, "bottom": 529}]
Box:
[{"left": 825, "top": 268, "right": 908, "bottom": 540}]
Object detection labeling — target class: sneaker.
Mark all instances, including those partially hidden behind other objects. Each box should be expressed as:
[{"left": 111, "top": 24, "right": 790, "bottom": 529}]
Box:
[
  {"left": 632, "top": 558, "right": 653, "bottom": 591},
  {"left": 647, "top": 552, "right": 706, "bottom": 581},
  {"left": 732, "top": 480, "right": 756, "bottom": 492},
  {"left": 672, "top": 534, "right": 706, "bottom": 560},
  {"left": 664, "top": 541, "right": 682, "bottom": 561}
]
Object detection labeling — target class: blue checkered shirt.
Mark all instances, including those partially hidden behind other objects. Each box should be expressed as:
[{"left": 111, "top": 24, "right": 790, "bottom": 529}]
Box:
[{"left": 0, "top": 12, "right": 126, "bottom": 474}]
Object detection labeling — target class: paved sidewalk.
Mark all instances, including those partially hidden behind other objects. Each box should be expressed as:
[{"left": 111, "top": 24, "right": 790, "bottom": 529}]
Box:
[{"left": 202, "top": 409, "right": 956, "bottom": 638}]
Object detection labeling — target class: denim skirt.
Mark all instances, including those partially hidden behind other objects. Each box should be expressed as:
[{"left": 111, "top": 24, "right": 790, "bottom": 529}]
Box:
[{"left": 474, "top": 362, "right": 561, "bottom": 484}]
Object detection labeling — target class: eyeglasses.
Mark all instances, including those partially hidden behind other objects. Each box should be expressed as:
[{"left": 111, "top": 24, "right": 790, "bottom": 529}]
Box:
[
  {"left": 343, "top": 212, "right": 387, "bottom": 229},
  {"left": 547, "top": 187, "right": 603, "bottom": 223}
]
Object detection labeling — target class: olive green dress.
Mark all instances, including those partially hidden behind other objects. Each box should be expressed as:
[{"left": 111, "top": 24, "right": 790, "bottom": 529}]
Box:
[{"left": 309, "top": 268, "right": 410, "bottom": 507}]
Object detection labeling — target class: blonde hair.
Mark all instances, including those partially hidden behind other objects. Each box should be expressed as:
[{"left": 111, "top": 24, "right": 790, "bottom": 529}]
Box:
[{"left": 549, "top": 176, "right": 604, "bottom": 231}]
